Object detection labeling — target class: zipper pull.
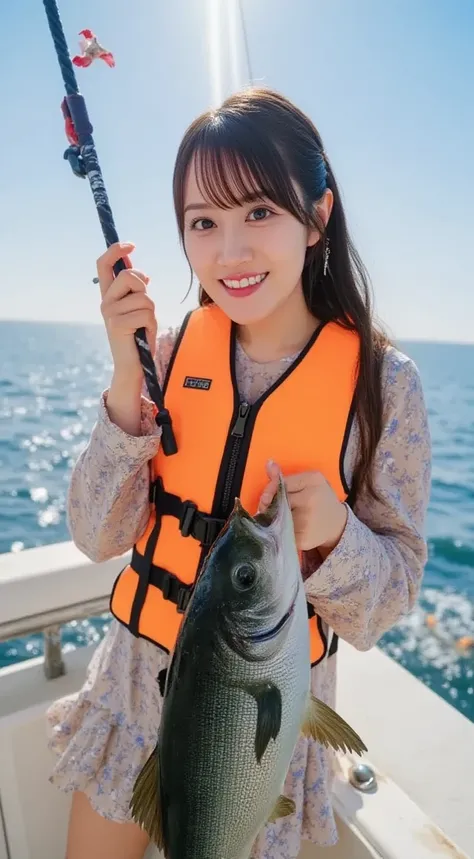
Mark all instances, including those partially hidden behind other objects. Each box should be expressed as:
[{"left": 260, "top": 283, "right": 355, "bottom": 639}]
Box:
[{"left": 231, "top": 402, "right": 251, "bottom": 437}]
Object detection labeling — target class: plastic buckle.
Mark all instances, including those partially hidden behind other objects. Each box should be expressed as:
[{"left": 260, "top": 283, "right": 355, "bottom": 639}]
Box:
[
  {"left": 195, "top": 515, "right": 225, "bottom": 546},
  {"left": 196, "top": 517, "right": 214, "bottom": 546},
  {"left": 177, "top": 587, "right": 192, "bottom": 614},
  {"left": 161, "top": 573, "right": 173, "bottom": 601},
  {"left": 162, "top": 573, "right": 183, "bottom": 607},
  {"left": 201, "top": 516, "right": 225, "bottom": 546},
  {"left": 179, "top": 501, "right": 197, "bottom": 537}
]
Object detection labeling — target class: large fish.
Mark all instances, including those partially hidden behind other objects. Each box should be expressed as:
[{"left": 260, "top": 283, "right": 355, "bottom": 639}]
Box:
[{"left": 130, "top": 476, "right": 367, "bottom": 858}]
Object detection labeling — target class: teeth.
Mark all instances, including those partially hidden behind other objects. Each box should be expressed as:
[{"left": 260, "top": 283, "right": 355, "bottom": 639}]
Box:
[{"left": 223, "top": 273, "right": 267, "bottom": 289}]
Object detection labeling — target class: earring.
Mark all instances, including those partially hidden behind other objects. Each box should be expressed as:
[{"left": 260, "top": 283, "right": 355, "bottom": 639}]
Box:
[{"left": 323, "top": 237, "right": 330, "bottom": 277}]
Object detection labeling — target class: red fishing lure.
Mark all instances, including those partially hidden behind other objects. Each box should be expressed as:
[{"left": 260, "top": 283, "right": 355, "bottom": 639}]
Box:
[{"left": 72, "top": 29, "right": 115, "bottom": 69}]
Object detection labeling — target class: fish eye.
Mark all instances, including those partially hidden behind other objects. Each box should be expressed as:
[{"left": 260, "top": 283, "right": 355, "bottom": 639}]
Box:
[{"left": 232, "top": 563, "right": 257, "bottom": 591}]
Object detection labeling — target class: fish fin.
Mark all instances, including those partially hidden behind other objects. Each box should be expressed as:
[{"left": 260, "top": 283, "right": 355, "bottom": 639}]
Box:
[
  {"left": 267, "top": 794, "right": 296, "bottom": 823},
  {"left": 245, "top": 681, "right": 282, "bottom": 763},
  {"left": 157, "top": 668, "right": 167, "bottom": 697},
  {"left": 301, "top": 694, "right": 367, "bottom": 756},
  {"left": 129, "top": 745, "right": 164, "bottom": 848}
]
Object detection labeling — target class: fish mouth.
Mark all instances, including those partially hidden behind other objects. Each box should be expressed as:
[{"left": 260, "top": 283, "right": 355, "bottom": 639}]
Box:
[
  {"left": 246, "top": 583, "right": 299, "bottom": 644},
  {"left": 233, "top": 472, "right": 286, "bottom": 530}
]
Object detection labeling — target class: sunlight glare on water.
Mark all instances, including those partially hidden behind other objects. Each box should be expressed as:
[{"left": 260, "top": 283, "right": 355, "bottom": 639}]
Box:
[{"left": 0, "top": 323, "right": 473, "bottom": 722}]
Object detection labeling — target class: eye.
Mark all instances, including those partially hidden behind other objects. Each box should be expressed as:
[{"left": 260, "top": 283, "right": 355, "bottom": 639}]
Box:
[
  {"left": 232, "top": 563, "right": 257, "bottom": 591},
  {"left": 191, "top": 217, "right": 215, "bottom": 231},
  {"left": 248, "top": 207, "right": 272, "bottom": 222}
]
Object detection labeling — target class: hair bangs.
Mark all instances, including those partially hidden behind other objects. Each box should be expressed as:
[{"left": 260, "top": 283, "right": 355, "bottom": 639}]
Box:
[{"left": 187, "top": 120, "right": 309, "bottom": 225}]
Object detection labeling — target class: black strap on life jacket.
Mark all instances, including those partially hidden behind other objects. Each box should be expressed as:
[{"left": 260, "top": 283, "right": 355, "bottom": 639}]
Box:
[
  {"left": 130, "top": 477, "right": 341, "bottom": 658},
  {"left": 149, "top": 478, "right": 226, "bottom": 548},
  {"left": 307, "top": 602, "right": 339, "bottom": 658},
  {"left": 128, "top": 478, "right": 226, "bottom": 635},
  {"left": 129, "top": 505, "right": 164, "bottom": 636},
  {"left": 130, "top": 546, "right": 193, "bottom": 614}
]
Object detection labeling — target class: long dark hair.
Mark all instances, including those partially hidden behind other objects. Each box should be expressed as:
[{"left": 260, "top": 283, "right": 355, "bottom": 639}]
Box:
[{"left": 172, "top": 87, "right": 389, "bottom": 501}]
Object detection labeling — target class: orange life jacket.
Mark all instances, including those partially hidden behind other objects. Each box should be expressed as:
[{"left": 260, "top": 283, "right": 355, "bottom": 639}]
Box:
[{"left": 110, "top": 305, "right": 359, "bottom": 666}]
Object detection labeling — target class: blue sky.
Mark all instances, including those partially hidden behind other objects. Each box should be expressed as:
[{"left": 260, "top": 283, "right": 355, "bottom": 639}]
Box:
[{"left": 0, "top": 0, "right": 472, "bottom": 342}]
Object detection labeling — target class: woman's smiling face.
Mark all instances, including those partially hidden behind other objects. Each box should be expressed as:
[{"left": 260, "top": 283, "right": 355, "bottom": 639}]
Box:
[{"left": 183, "top": 157, "right": 327, "bottom": 326}]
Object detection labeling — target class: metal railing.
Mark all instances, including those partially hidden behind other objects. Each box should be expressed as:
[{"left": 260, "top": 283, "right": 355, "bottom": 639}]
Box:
[
  {"left": 0, "top": 541, "right": 126, "bottom": 680},
  {"left": 0, "top": 597, "right": 110, "bottom": 680}
]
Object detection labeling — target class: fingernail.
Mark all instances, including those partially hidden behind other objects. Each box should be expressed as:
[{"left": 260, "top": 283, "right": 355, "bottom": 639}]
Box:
[{"left": 120, "top": 242, "right": 135, "bottom": 249}]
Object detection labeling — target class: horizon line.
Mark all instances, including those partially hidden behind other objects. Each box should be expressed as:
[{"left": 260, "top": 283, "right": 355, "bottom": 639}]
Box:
[{"left": 0, "top": 316, "right": 473, "bottom": 348}]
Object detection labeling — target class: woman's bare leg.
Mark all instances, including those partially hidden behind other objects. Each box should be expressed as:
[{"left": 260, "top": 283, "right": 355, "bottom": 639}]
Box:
[{"left": 66, "top": 791, "right": 151, "bottom": 859}]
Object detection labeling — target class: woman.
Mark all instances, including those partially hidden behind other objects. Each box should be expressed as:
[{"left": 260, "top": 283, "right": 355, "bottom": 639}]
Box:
[{"left": 47, "top": 87, "right": 431, "bottom": 859}]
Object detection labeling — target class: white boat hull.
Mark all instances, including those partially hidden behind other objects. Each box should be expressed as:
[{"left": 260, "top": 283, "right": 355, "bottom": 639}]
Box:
[
  {"left": 0, "top": 646, "right": 380, "bottom": 859},
  {"left": 0, "top": 543, "right": 471, "bottom": 858}
]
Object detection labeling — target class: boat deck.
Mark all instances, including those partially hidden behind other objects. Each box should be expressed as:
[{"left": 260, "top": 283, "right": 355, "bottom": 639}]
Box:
[{"left": 0, "top": 542, "right": 472, "bottom": 858}]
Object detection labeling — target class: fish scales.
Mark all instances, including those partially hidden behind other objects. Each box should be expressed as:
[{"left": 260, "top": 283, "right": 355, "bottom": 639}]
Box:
[
  {"left": 130, "top": 477, "right": 367, "bottom": 859},
  {"left": 159, "top": 594, "right": 309, "bottom": 857}
]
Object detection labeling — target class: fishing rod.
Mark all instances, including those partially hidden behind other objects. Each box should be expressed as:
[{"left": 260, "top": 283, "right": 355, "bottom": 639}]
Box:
[{"left": 41, "top": 0, "right": 177, "bottom": 455}]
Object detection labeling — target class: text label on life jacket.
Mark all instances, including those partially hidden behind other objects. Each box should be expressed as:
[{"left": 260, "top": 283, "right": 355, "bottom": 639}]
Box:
[{"left": 183, "top": 376, "right": 212, "bottom": 390}]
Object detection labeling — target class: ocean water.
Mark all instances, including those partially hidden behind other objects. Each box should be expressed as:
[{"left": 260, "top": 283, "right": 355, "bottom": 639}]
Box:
[{"left": 0, "top": 320, "right": 473, "bottom": 720}]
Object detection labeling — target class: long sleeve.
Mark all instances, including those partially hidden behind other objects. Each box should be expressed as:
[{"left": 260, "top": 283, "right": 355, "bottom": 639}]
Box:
[
  {"left": 66, "top": 327, "right": 179, "bottom": 562},
  {"left": 304, "top": 346, "right": 432, "bottom": 651}
]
